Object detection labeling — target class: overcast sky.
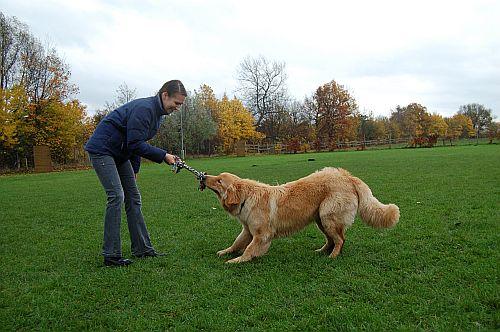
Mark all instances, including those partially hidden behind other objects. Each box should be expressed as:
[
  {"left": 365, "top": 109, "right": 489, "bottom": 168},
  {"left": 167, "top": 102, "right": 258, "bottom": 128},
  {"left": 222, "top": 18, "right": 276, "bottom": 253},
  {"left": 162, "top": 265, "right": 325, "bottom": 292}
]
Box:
[{"left": 1, "top": 0, "right": 499, "bottom": 118}]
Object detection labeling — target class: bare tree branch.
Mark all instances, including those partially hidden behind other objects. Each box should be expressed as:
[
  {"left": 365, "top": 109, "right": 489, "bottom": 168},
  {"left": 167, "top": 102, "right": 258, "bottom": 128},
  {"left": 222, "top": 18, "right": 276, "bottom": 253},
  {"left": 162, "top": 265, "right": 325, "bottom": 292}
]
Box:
[{"left": 236, "top": 55, "right": 288, "bottom": 131}]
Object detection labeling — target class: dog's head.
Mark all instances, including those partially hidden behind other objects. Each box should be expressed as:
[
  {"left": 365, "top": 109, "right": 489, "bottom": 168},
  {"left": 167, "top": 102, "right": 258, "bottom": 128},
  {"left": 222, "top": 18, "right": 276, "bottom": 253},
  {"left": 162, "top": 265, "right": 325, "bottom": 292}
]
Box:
[{"left": 204, "top": 172, "right": 243, "bottom": 214}]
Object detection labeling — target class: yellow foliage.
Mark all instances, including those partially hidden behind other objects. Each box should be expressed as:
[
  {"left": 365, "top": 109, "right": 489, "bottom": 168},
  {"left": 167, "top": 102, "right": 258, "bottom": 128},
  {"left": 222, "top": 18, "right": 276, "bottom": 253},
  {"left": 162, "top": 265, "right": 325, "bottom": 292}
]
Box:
[
  {"left": 215, "top": 95, "right": 263, "bottom": 152},
  {"left": 197, "top": 84, "right": 218, "bottom": 118},
  {"left": 0, "top": 86, "right": 29, "bottom": 149},
  {"left": 428, "top": 113, "right": 448, "bottom": 137},
  {"left": 373, "top": 120, "right": 387, "bottom": 139},
  {"left": 343, "top": 115, "right": 360, "bottom": 141},
  {"left": 30, "top": 99, "right": 88, "bottom": 162},
  {"left": 446, "top": 114, "right": 474, "bottom": 139}
]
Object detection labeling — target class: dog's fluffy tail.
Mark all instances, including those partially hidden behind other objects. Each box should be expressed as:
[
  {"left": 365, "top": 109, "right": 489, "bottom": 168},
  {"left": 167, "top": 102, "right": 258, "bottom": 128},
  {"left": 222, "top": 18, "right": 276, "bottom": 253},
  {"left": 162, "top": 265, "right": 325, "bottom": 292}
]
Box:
[{"left": 351, "top": 177, "right": 399, "bottom": 228}]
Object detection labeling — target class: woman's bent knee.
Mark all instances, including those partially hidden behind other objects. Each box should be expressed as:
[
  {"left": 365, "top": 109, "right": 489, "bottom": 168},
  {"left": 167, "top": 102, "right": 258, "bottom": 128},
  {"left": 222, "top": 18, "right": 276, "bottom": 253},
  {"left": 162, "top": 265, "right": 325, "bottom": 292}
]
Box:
[
  {"left": 107, "top": 189, "right": 124, "bottom": 206},
  {"left": 125, "top": 192, "right": 142, "bottom": 207}
]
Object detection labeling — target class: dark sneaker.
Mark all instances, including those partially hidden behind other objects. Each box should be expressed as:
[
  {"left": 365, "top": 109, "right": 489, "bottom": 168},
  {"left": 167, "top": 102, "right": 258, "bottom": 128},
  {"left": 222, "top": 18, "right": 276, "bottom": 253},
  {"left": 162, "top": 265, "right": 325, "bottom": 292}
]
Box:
[
  {"left": 104, "top": 257, "right": 133, "bottom": 267},
  {"left": 133, "top": 251, "right": 166, "bottom": 258}
]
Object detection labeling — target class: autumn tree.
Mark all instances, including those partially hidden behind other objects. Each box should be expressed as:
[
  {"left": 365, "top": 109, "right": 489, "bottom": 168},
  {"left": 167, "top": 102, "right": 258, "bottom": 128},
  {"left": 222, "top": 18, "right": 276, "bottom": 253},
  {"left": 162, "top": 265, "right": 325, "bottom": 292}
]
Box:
[
  {"left": 19, "top": 45, "right": 83, "bottom": 163},
  {"left": 390, "top": 103, "right": 432, "bottom": 142},
  {"left": 373, "top": 116, "right": 389, "bottom": 140},
  {"left": 216, "top": 94, "right": 263, "bottom": 153},
  {"left": 428, "top": 113, "right": 448, "bottom": 137},
  {"left": 0, "top": 12, "right": 90, "bottom": 168},
  {"left": 154, "top": 89, "right": 262, "bottom": 156},
  {"left": 193, "top": 84, "right": 219, "bottom": 154},
  {"left": 357, "top": 113, "right": 388, "bottom": 141},
  {"left": 259, "top": 103, "right": 291, "bottom": 142},
  {"left": 281, "top": 99, "right": 315, "bottom": 142},
  {"left": 314, "top": 80, "right": 358, "bottom": 145},
  {"left": 444, "top": 114, "right": 474, "bottom": 143},
  {"left": 486, "top": 122, "right": 499, "bottom": 143},
  {"left": 0, "top": 85, "right": 27, "bottom": 149},
  {"left": 404, "top": 103, "right": 430, "bottom": 138},
  {"left": 388, "top": 107, "right": 404, "bottom": 139},
  {"left": 458, "top": 103, "right": 493, "bottom": 143},
  {"left": 28, "top": 99, "right": 89, "bottom": 163},
  {"left": 0, "top": 97, "right": 18, "bottom": 149},
  {"left": 428, "top": 113, "right": 448, "bottom": 145},
  {"left": 196, "top": 84, "right": 218, "bottom": 118}
]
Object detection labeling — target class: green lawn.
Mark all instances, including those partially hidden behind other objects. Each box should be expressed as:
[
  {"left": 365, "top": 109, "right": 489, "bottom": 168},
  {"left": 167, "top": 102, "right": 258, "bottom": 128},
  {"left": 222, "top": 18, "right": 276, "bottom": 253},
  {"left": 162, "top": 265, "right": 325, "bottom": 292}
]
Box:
[{"left": 1, "top": 145, "right": 499, "bottom": 330}]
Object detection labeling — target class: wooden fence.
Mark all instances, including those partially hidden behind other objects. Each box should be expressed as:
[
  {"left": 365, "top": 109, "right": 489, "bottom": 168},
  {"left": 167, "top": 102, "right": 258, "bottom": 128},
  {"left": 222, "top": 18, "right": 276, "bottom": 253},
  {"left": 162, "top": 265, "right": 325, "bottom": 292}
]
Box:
[{"left": 244, "top": 138, "right": 410, "bottom": 154}]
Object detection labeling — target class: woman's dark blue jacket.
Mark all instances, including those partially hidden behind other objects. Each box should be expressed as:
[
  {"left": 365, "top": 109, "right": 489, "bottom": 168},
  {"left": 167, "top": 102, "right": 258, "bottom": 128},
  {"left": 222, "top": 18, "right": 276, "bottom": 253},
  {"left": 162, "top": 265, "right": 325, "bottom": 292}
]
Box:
[{"left": 84, "top": 94, "right": 168, "bottom": 173}]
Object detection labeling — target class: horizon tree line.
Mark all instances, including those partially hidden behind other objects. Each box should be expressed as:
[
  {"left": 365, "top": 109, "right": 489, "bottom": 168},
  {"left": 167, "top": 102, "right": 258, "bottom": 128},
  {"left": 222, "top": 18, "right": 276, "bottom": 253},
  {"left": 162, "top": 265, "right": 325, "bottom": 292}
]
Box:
[{"left": 0, "top": 12, "right": 498, "bottom": 169}]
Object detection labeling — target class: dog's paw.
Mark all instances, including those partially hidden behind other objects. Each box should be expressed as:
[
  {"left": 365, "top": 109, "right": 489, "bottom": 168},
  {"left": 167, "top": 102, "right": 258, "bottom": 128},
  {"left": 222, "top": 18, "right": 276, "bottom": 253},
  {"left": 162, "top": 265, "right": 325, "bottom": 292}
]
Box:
[
  {"left": 315, "top": 245, "right": 334, "bottom": 255},
  {"left": 315, "top": 248, "right": 329, "bottom": 255},
  {"left": 217, "top": 249, "right": 229, "bottom": 257},
  {"left": 225, "top": 256, "right": 244, "bottom": 264}
]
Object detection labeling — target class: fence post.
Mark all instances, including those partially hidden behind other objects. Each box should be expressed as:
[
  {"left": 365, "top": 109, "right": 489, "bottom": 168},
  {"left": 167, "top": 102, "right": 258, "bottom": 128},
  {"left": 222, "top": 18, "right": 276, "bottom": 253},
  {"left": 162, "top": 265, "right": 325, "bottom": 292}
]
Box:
[
  {"left": 235, "top": 140, "right": 246, "bottom": 157},
  {"left": 34, "top": 145, "right": 52, "bottom": 173}
]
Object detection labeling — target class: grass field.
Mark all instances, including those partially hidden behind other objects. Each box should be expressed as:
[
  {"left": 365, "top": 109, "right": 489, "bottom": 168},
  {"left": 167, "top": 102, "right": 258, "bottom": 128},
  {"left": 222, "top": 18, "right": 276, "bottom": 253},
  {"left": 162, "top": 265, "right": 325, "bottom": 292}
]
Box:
[{"left": 1, "top": 145, "right": 499, "bottom": 330}]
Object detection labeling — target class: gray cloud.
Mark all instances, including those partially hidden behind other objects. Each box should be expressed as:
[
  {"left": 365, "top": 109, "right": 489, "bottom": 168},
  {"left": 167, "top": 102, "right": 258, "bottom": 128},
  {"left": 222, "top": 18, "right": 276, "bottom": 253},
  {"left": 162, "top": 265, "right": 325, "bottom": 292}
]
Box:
[{"left": 1, "top": 0, "right": 498, "bottom": 119}]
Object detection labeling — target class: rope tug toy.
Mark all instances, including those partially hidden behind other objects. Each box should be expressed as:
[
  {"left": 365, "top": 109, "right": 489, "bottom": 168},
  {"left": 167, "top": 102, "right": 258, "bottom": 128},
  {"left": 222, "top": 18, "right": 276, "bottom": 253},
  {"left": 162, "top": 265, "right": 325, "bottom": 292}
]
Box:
[{"left": 171, "top": 157, "right": 206, "bottom": 191}]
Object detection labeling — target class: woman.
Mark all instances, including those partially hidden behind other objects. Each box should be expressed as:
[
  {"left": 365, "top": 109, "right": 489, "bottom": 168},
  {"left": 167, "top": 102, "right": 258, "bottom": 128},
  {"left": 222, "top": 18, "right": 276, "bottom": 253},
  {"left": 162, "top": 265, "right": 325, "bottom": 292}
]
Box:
[{"left": 85, "top": 80, "right": 186, "bottom": 267}]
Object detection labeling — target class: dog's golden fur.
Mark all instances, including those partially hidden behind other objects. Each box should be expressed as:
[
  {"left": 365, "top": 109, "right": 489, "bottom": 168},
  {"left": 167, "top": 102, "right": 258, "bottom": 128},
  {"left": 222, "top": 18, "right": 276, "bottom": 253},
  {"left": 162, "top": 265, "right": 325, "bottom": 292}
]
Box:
[{"left": 204, "top": 167, "right": 399, "bottom": 263}]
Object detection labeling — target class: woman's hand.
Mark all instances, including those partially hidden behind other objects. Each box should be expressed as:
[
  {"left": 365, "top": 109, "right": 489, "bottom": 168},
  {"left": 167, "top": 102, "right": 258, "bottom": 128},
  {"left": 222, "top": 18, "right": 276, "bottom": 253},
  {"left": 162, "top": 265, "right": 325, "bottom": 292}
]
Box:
[{"left": 164, "top": 153, "right": 177, "bottom": 165}]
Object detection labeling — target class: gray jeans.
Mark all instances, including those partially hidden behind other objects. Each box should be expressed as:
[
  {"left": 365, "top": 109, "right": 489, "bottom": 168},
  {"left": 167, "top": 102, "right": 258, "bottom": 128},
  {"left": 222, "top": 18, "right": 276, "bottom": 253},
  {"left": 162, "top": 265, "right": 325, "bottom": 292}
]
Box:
[{"left": 89, "top": 153, "right": 154, "bottom": 258}]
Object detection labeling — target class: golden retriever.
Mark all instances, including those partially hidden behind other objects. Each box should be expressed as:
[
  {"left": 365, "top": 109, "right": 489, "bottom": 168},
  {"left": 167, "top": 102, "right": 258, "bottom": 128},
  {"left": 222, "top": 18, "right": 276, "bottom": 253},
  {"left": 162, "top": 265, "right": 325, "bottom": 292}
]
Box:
[{"left": 203, "top": 167, "right": 400, "bottom": 263}]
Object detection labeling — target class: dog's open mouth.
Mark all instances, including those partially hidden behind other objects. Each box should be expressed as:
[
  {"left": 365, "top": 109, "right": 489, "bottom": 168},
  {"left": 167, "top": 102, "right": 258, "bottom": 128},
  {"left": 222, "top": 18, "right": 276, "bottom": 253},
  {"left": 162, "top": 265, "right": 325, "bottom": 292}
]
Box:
[{"left": 199, "top": 175, "right": 222, "bottom": 198}]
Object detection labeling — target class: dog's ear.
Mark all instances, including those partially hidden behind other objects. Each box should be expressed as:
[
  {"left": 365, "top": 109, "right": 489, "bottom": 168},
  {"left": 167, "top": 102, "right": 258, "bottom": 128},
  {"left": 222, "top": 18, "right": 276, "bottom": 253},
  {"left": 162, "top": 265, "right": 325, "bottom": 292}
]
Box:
[{"left": 223, "top": 183, "right": 241, "bottom": 209}]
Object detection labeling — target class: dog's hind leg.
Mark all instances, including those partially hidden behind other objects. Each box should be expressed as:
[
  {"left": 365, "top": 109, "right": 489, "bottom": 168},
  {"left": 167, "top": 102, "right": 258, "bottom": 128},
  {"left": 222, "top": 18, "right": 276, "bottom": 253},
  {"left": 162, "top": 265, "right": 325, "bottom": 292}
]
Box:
[
  {"left": 318, "top": 213, "right": 347, "bottom": 259},
  {"left": 330, "top": 224, "right": 346, "bottom": 258},
  {"left": 315, "top": 220, "right": 335, "bottom": 254},
  {"left": 217, "top": 226, "right": 252, "bottom": 257},
  {"left": 319, "top": 198, "right": 356, "bottom": 258}
]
